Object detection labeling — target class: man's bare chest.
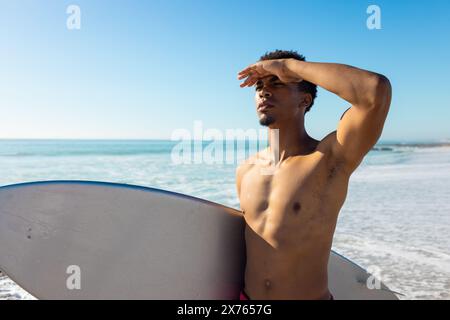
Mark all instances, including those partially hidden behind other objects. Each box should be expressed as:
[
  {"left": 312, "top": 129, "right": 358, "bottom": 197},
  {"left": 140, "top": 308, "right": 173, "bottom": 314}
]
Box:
[{"left": 239, "top": 153, "right": 349, "bottom": 234}]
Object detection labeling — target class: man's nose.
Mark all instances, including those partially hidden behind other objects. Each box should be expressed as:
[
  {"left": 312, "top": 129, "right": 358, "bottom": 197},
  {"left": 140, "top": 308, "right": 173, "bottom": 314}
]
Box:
[{"left": 259, "top": 88, "right": 272, "bottom": 98}]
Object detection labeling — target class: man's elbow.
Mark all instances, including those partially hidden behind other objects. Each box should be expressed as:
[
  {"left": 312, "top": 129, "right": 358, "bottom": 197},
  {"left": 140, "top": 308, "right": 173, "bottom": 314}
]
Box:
[{"left": 366, "top": 74, "right": 392, "bottom": 110}]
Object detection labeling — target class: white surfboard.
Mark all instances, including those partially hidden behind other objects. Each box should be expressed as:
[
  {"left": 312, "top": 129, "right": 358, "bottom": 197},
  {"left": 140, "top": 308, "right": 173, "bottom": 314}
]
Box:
[{"left": 0, "top": 181, "right": 399, "bottom": 300}]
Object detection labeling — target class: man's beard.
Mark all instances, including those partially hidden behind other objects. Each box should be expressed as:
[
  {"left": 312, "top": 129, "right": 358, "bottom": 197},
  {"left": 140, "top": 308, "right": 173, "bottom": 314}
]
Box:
[{"left": 259, "top": 115, "right": 276, "bottom": 127}]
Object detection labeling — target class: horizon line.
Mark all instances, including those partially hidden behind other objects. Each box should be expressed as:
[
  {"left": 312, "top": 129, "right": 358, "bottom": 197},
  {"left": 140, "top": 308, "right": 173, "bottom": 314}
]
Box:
[{"left": 1, "top": 137, "right": 450, "bottom": 144}]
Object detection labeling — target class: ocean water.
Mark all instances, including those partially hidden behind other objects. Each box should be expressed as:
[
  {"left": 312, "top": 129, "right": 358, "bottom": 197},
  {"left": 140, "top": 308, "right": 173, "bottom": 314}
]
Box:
[{"left": 0, "top": 139, "right": 449, "bottom": 300}]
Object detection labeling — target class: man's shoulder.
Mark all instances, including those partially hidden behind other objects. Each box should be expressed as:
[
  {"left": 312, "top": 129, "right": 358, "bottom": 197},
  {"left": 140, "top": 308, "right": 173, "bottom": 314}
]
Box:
[
  {"left": 236, "top": 155, "right": 257, "bottom": 174},
  {"left": 317, "top": 130, "right": 357, "bottom": 175},
  {"left": 314, "top": 131, "right": 349, "bottom": 168},
  {"left": 316, "top": 131, "right": 337, "bottom": 154},
  {"left": 235, "top": 149, "right": 267, "bottom": 177}
]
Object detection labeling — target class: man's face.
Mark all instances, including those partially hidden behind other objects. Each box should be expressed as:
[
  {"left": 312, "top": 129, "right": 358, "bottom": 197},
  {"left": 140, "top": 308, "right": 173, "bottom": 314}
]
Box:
[{"left": 254, "top": 75, "right": 306, "bottom": 128}]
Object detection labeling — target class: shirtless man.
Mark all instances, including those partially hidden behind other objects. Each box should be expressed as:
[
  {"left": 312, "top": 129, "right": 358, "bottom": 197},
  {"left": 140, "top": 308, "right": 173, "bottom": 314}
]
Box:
[{"left": 235, "top": 50, "right": 392, "bottom": 300}]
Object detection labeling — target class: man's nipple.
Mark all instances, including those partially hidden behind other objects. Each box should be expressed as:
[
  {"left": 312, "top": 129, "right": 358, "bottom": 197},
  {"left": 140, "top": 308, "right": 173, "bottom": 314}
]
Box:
[{"left": 292, "top": 201, "right": 302, "bottom": 214}]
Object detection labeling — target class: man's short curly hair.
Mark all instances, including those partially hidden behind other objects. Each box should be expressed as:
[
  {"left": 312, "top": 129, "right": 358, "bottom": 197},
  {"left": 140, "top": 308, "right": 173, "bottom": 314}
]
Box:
[{"left": 259, "top": 50, "right": 317, "bottom": 114}]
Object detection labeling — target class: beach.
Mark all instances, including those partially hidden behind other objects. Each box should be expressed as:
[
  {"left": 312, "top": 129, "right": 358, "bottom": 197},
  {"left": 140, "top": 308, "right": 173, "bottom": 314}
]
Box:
[{"left": 0, "top": 139, "right": 449, "bottom": 300}]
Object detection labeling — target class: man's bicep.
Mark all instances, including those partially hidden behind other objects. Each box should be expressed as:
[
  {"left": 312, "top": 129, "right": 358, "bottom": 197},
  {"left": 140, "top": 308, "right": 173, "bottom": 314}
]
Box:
[{"left": 332, "top": 104, "right": 390, "bottom": 171}]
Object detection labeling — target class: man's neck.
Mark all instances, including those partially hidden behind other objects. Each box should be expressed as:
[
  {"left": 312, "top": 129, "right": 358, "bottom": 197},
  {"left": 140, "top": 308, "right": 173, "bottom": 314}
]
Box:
[{"left": 267, "top": 122, "right": 316, "bottom": 162}]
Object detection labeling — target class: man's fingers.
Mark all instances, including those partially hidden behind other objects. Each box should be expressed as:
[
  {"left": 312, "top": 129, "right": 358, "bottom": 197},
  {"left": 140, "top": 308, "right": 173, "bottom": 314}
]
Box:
[
  {"left": 239, "top": 78, "right": 251, "bottom": 87},
  {"left": 238, "top": 64, "right": 256, "bottom": 75},
  {"left": 237, "top": 69, "right": 251, "bottom": 80},
  {"left": 237, "top": 70, "right": 251, "bottom": 79},
  {"left": 240, "top": 74, "right": 259, "bottom": 88},
  {"left": 237, "top": 66, "right": 252, "bottom": 75},
  {"left": 237, "top": 70, "right": 257, "bottom": 80},
  {"left": 238, "top": 63, "right": 264, "bottom": 87},
  {"left": 239, "top": 76, "right": 253, "bottom": 87}
]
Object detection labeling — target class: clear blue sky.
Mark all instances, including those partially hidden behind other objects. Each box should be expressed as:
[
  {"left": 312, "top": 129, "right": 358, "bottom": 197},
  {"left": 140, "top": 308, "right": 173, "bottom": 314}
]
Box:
[{"left": 1, "top": 0, "right": 449, "bottom": 141}]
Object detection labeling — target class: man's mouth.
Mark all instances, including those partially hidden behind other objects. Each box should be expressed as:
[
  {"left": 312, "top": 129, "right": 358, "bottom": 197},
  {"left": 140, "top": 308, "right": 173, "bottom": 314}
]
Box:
[{"left": 257, "top": 102, "right": 274, "bottom": 112}]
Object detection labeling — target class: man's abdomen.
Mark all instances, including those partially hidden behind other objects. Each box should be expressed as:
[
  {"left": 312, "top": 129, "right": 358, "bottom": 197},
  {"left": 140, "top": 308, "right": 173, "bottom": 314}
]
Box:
[{"left": 243, "top": 220, "right": 334, "bottom": 300}]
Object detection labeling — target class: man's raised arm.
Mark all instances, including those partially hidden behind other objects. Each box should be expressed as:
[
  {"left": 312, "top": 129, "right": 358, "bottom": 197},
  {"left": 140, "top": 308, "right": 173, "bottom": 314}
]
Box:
[{"left": 285, "top": 59, "right": 392, "bottom": 172}]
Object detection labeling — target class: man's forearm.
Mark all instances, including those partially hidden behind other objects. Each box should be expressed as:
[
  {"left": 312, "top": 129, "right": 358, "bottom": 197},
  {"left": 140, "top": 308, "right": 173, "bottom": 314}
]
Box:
[{"left": 285, "top": 59, "right": 390, "bottom": 108}]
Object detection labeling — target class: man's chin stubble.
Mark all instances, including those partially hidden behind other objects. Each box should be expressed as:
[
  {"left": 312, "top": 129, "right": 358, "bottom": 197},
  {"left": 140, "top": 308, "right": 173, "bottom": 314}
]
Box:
[{"left": 259, "top": 115, "right": 276, "bottom": 127}]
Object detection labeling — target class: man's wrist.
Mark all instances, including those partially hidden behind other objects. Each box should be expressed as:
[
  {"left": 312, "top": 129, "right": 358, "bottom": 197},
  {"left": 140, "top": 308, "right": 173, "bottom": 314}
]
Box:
[{"left": 285, "top": 58, "right": 306, "bottom": 80}]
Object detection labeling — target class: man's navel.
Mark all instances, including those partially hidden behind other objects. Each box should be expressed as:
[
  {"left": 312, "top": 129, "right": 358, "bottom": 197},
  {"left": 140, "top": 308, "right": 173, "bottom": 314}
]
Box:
[
  {"left": 257, "top": 200, "right": 269, "bottom": 212},
  {"left": 264, "top": 279, "right": 272, "bottom": 291}
]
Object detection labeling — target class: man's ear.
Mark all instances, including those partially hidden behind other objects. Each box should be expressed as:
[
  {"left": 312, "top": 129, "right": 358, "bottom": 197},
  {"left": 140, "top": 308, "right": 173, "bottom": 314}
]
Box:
[
  {"left": 298, "top": 93, "right": 312, "bottom": 110},
  {"left": 303, "top": 93, "right": 312, "bottom": 108}
]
